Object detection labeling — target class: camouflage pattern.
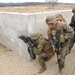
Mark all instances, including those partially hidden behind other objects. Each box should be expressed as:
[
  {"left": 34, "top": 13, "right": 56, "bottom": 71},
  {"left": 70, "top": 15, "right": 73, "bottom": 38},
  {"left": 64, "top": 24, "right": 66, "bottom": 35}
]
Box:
[
  {"left": 71, "top": 9, "right": 75, "bottom": 31},
  {"left": 46, "top": 14, "right": 74, "bottom": 71},
  {"left": 32, "top": 34, "right": 55, "bottom": 74},
  {"left": 55, "top": 14, "right": 66, "bottom": 22},
  {"left": 29, "top": 31, "right": 41, "bottom": 40},
  {"left": 33, "top": 36, "right": 55, "bottom": 56},
  {"left": 69, "top": 32, "right": 75, "bottom": 50},
  {"left": 71, "top": 14, "right": 75, "bottom": 23},
  {"left": 72, "top": 8, "right": 75, "bottom": 14},
  {"left": 46, "top": 15, "right": 56, "bottom": 24},
  {"left": 69, "top": 9, "right": 75, "bottom": 50}
]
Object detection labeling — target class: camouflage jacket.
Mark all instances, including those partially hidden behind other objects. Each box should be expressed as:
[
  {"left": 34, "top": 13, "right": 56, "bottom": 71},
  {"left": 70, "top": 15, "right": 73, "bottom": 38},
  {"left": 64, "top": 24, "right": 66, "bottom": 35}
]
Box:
[
  {"left": 71, "top": 14, "right": 75, "bottom": 23},
  {"left": 33, "top": 36, "right": 53, "bottom": 55},
  {"left": 47, "top": 22, "right": 74, "bottom": 45}
]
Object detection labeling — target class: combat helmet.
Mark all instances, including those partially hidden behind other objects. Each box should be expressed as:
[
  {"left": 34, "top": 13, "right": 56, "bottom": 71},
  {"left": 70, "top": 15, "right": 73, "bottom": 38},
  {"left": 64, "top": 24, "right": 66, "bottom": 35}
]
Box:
[
  {"left": 72, "top": 8, "right": 75, "bottom": 14},
  {"left": 46, "top": 16, "right": 56, "bottom": 24},
  {"left": 29, "top": 31, "right": 41, "bottom": 40},
  {"left": 55, "top": 14, "right": 66, "bottom": 22}
]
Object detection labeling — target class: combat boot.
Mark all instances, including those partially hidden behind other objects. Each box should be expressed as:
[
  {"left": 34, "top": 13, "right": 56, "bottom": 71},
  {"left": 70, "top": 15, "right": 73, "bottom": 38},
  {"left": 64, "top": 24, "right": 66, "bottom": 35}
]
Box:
[
  {"left": 38, "top": 64, "right": 46, "bottom": 74},
  {"left": 58, "top": 59, "right": 64, "bottom": 73}
]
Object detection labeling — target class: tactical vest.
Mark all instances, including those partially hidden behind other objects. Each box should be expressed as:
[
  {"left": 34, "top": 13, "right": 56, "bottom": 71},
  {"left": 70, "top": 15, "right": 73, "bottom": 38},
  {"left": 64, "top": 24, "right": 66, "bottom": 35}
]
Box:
[
  {"left": 44, "top": 38, "right": 55, "bottom": 57},
  {"left": 47, "top": 23, "right": 66, "bottom": 44},
  {"left": 38, "top": 36, "right": 55, "bottom": 57}
]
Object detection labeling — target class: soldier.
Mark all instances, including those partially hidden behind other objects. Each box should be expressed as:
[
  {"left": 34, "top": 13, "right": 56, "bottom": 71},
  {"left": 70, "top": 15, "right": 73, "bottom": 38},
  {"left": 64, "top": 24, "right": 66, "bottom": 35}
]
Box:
[
  {"left": 69, "top": 8, "right": 75, "bottom": 51},
  {"left": 30, "top": 31, "right": 55, "bottom": 74},
  {"left": 69, "top": 8, "right": 75, "bottom": 31},
  {"left": 45, "top": 15, "right": 74, "bottom": 72}
]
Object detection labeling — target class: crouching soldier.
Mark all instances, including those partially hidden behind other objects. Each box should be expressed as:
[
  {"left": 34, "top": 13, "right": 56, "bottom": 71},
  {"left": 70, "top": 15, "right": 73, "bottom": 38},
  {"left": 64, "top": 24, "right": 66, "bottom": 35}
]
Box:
[
  {"left": 45, "top": 15, "right": 74, "bottom": 72},
  {"left": 29, "top": 32, "right": 55, "bottom": 74}
]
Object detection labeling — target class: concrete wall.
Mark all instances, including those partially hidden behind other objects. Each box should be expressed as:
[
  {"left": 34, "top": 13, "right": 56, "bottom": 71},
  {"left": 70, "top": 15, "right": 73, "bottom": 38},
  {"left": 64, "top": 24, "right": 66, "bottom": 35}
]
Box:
[{"left": 0, "top": 9, "right": 72, "bottom": 61}]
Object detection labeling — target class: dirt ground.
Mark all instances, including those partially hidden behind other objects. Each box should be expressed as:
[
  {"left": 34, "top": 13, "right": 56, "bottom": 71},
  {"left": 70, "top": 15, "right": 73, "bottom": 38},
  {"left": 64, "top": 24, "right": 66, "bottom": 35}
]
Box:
[
  {"left": 0, "top": 43, "right": 75, "bottom": 75},
  {"left": 0, "top": 4, "right": 75, "bottom": 13}
]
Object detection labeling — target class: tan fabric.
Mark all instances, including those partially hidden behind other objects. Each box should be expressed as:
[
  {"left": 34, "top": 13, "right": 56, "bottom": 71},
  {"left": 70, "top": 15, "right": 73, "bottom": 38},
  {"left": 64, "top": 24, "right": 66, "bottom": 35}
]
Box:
[
  {"left": 46, "top": 15, "right": 57, "bottom": 24},
  {"left": 44, "top": 42, "right": 55, "bottom": 57},
  {"left": 55, "top": 14, "right": 66, "bottom": 22},
  {"left": 33, "top": 36, "right": 55, "bottom": 57},
  {"left": 47, "top": 14, "right": 74, "bottom": 71},
  {"left": 47, "top": 22, "right": 65, "bottom": 37},
  {"left": 30, "top": 32, "right": 41, "bottom": 40}
]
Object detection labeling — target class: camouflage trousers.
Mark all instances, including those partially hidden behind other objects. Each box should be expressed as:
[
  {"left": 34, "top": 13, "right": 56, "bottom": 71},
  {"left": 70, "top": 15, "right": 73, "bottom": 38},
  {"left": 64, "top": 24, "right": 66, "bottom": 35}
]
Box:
[
  {"left": 56, "top": 44, "right": 70, "bottom": 71},
  {"left": 38, "top": 52, "right": 50, "bottom": 67},
  {"left": 69, "top": 32, "right": 75, "bottom": 51},
  {"left": 56, "top": 33, "right": 75, "bottom": 71}
]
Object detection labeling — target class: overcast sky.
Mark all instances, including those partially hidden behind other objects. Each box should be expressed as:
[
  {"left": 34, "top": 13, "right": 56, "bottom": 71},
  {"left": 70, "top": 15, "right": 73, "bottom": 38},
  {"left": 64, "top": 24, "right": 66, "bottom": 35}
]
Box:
[{"left": 0, "top": 0, "right": 75, "bottom": 3}]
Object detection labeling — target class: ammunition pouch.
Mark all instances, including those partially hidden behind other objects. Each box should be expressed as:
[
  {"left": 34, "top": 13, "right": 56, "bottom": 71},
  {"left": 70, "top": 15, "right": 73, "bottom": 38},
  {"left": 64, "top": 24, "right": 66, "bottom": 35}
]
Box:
[
  {"left": 44, "top": 42, "right": 55, "bottom": 57},
  {"left": 60, "top": 35, "right": 65, "bottom": 43}
]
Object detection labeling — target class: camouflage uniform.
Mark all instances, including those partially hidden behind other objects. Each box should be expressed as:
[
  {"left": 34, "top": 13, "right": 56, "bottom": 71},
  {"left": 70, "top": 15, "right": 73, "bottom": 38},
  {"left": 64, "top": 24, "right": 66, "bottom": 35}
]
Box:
[
  {"left": 69, "top": 8, "right": 75, "bottom": 50},
  {"left": 70, "top": 8, "right": 75, "bottom": 31},
  {"left": 46, "top": 15, "right": 74, "bottom": 71},
  {"left": 55, "top": 14, "right": 66, "bottom": 22},
  {"left": 30, "top": 32, "right": 55, "bottom": 74}
]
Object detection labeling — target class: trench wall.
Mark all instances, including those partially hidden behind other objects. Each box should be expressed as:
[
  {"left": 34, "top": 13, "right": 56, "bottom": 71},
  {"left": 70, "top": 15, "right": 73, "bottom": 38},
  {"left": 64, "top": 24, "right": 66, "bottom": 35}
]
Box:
[{"left": 0, "top": 9, "right": 72, "bottom": 61}]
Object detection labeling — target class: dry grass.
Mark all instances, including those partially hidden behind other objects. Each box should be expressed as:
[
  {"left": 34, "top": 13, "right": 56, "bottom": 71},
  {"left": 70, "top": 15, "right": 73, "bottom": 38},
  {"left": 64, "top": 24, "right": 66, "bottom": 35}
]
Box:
[{"left": 0, "top": 4, "right": 75, "bottom": 13}]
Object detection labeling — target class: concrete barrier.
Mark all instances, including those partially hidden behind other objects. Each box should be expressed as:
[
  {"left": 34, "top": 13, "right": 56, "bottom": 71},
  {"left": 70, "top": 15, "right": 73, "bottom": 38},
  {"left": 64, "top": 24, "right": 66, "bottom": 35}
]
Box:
[{"left": 0, "top": 9, "right": 72, "bottom": 61}]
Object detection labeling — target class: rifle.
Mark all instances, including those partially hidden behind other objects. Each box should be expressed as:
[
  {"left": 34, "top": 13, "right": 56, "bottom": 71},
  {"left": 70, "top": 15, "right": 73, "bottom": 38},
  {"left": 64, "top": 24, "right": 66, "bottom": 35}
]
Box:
[
  {"left": 18, "top": 35, "right": 38, "bottom": 59},
  {"left": 54, "top": 29, "right": 65, "bottom": 71},
  {"left": 54, "top": 29, "right": 61, "bottom": 55}
]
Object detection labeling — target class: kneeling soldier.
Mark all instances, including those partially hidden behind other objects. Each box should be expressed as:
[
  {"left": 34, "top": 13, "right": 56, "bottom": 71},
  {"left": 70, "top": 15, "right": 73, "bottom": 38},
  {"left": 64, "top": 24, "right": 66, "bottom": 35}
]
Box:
[{"left": 30, "top": 32, "right": 55, "bottom": 74}]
